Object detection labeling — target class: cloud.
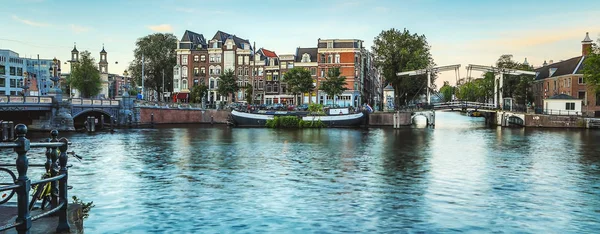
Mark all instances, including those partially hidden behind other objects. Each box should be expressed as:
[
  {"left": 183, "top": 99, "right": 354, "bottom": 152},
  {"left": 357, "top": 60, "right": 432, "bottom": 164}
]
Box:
[
  {"left": 70, "top": 24, "right": 91, "bottom": 33},
  {"left": 373, "top": 6, "right": 389, "bottom": 13},
  {"left": 12, "top": 15, "right": 50, "bottom": 27},
  {"left": 147, "top": 24, "right": 173, "bottom": 32},
  {"left": 175, "top": 7, "right": 195, "bottom": 13}
]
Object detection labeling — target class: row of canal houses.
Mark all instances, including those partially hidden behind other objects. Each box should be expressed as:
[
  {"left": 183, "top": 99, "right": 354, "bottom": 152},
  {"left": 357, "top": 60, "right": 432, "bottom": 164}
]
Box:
[{"left": 172, "top": 30, "right": 382, "bottom": 107}]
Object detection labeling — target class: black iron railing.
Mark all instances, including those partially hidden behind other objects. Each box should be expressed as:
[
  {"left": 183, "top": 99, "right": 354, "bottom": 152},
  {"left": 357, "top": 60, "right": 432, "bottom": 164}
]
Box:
[{"left": 0, "top": 124, "right": 71, "bottom": 234}]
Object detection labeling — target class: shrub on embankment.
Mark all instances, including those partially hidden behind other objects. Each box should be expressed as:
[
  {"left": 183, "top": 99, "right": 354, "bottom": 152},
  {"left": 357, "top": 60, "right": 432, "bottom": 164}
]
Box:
[{"left": 266, "top": 116, "right": 325, "bottom": 128}]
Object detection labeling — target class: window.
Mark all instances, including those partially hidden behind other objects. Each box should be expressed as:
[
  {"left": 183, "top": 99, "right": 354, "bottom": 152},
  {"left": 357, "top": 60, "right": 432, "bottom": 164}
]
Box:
[
  {"left": 0, "top": 77, "right": 4, "bottom": 87},
  {"left": 182, "top": 56, "right": 188, "bottom": 65},
  {"left": 281, "top": 62, "right": 287, "bottom": 68},
  {"left": 209, "top": 66, "right": 214, "bottom": 75},
  {"left": 273, "top": 84, "right": 278, "bottom": 93},
  {"left": 210, "top": 55, "right": 215, "bottom": 62},
  {"left": 238, "top": 56, "right": 243, "bottom": 65},
  {"left": 10, "top": 79, "right": 17, "bottom": 88},
  {"left": 335, "top": 54, "right": 340, "bottom": 63},
  {"left": 201, "top": 55, "right": 206, "bottom": 62},
  {"left": 216, "top": 55, "right": 221, "bottom": 63},
  {"left": 244, "top": 68, "right": 249, "bottom": 76},
  {"left": 194, "top": 67, "right": 199, "bottom": 76},
  {"left": 327, "top": 55, "right": 332, "bottom": 63},
  {"left": 320, "top": 69, "right": 325, "bottom": 77},
  {"left": 212, "top": 42, "right": 218, "bottom": 48},
  {"left": 274, "top": 75, "right": 279, "bottom": 81},
  {"left": 210, "top": 79, "right": 215, "bottom": 89},
  {"left": 568, "top": 78, "right": 571, "bottom": 88},
  {"left": 244, "top": 56, "right": 249, "bottom": 65},
  {"left": 259, "top": 80, "right": 264, "bottom": 89},
  {"left": 565, "top": 102, "right": 575, "bottom": 110},
  {"left": 201, "top": 67, "right": 206, "bottom": 75},
  {"left": 194, "top": 56, "right": 199, "bottom": 62},
  {"left": 258, "top": 68, "right": 263, "bottom": 76},
  {"left": 216, "top": 66, "right": 221, "bottom": 75},
  {"left": 0, "top": 65, "right": 5, "bottom": 75},
  {"left": 226, "top": 42, "right": 232, "bottom": 50},
  {"left": 320, "top": 54, "right": 326, "bottom": 63},
  {"left": 579, "top": 77, "right": 584, "bottom": 84},
  {"left": 182, "top": 66, "right": 188, "bottom": 77},
  {"left": 302, "top": 53, "right": 311, "bottom": 63},
  {"left": 238, "top": 67, "right": 243, "bottom": 76},
  {"left": 327, "top": 42, "right": 333, "bottom": 48},
  {"left": 10, "top": 67, "right": 16, "bottom": 76},
  {"left": 269, "top": 58, "right": 275, "bottom": 66},
  {"left": 194, "top": 79, "right": 199, "bottom": 86},
  {"left": 311, "top": 68, "right": 317, "bottom": 76},
  {"left": 266, "top": 74, "right": 272, "bottom": 81},
  {"left": 174, "top": 67, "right": 179, "bottom": 76},
  {"left": 182, "top": 79, "right": 188, "bottom": 90},
  {"left": 174, "top": 80, "right": 180, "bottom": 89},
  {"left": 266, "top": 84, "right": 272, "bottom": 92}
]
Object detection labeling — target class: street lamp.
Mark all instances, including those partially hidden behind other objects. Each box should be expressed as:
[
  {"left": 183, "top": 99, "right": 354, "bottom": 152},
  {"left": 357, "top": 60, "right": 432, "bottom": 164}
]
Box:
[
  {"left": 122, "top": 70, "right": 129, "bottom": 97},
  {"left": 48, "top": 57, "right": 62, "bottom": 100}
]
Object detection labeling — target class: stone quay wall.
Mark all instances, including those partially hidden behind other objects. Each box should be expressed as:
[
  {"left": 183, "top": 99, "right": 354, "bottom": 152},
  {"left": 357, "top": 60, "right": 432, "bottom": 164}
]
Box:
[
  {"left": 368, "top": 112, "right": 412, "bottom": 126},
  {"left": 138, "top": 108, "right": 230, "bottom": 125}
]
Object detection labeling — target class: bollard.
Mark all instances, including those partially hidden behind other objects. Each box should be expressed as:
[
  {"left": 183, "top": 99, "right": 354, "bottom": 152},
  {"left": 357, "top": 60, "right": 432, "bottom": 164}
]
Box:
[
  {"left": 1, "top": 121, "right": 7, "bottom": 141},
  {"left": 151, "top": 113, "right": 154, "bottom": 127},
  {"left": 128, "top": 113, "right": 132, "bottom": 128},
  {"left": 211, "top": 115, "right": 214, "bottom": 125},
  {"left": 14, "top": 124, "right": 32, "bottom": 233},
  {"left": 91, "top": 117, "right": 96, "bottom": 132}
]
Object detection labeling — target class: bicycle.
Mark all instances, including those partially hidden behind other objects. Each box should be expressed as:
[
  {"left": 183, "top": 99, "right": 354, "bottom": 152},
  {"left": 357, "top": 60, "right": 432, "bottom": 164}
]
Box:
[{"left": 0, "top": 151, "right": 82, "bottom": 209}]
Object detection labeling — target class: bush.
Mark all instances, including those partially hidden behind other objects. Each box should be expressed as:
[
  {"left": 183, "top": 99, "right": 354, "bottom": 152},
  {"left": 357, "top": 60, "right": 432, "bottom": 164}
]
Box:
[
  {"left": 266, "top": 116, "right": 325, "bottom": 128},
  {"left": 308, "top": 103, "right": 325, "bottom": 115},
  {"left": 279, "top": 116, "right": 300, "bottom": 128}
]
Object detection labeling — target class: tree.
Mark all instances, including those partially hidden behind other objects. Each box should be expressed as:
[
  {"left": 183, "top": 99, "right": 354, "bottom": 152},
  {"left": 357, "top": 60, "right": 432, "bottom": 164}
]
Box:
[
  {"left": 128, "top": 33, "right": 177, "bottom": 99},
  {"left": 372, "top": 28, "right": 435, "bottom": 106},
  {"left": 320, "top": 67, "right": 347, "bottom": 105},
  {"left": 495, "top": 54, "right": 534, "bottom": 105},
  {"left": 245, "top": 84, "right": 253, "bottom": 104},
  {"left": 583, "top": 38, "right": 600, "bottom": 92},
  {"left": 284, "top": 67, "right": 314, "bottom": 104},
  {"left": 439, "top": 81, "right": 454, "bottom": 102},
  {"left": 217, "top": 69, "right": 238, "bottom": 103},
  {"left": 70, "top": 51, "right": 102, "bottom": 98},
  {"left": 190, "top": 84, "right": 208, "bottom": 104}
]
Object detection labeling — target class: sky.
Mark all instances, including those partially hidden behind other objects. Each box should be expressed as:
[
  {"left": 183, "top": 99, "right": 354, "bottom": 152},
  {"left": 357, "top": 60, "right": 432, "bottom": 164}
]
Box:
[{"left": 1, "top": 0, "right": 599, "bottom": 88}]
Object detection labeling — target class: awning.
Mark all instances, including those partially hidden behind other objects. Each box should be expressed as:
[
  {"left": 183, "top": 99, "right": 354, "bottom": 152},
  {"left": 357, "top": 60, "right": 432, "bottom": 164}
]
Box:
[{"left": 176, "top": 93, "right": 189, "bottom": 99}]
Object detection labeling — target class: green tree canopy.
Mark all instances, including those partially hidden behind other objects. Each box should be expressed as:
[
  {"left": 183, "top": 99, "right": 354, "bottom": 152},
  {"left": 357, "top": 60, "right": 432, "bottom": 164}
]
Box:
[
  {"left": 583, "top": 38, "right": 600, "bottom": 92},
  {"left": 284, "top": 67, "right": 314, "bottom": 104},
  {"left": 245, "top": 84, "right": 253, "bottom": 104},
  {"left": 70, "top": 51, "right": 102, "bottom": 98},
  {"left": 372, "top": 28, "right": 435, "bottom": 106},
  {"left": 217, "top": 69, "right": 238, "bottom": 103},
  {"left": 439, "top": 81, "right": 454, "bottom": 102},
  {"left": 190, "top": 84, "right": 208, "bottom": 103},
  {"left": 320, "top": 67, "right": 347, "bottom": 103},
  {"left": 495, "top": 54, "right": 534, "bottom": 105},
  {"left": 128, "top": 33, "right": 177, "bottom": 96}
]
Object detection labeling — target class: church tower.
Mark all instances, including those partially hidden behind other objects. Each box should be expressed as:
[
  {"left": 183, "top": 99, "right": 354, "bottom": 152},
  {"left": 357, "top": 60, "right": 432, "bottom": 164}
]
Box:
[
  {"left": 71, "top": 43, "right": 79, "bottom": 62},
  {"left": 99, "top": 45, "right": 108, "bottom": 73}
]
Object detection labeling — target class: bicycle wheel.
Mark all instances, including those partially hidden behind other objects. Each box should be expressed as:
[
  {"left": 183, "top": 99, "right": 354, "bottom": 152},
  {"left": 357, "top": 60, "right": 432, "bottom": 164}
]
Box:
[{"left": 0, "top": 167, "right": 17, "bottom": 205}]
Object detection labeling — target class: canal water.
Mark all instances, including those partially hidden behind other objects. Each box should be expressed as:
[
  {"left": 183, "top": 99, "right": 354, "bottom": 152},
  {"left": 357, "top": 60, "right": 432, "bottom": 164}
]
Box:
[{"left": 2, "top": 112, "right": 600, "bottom": 233}]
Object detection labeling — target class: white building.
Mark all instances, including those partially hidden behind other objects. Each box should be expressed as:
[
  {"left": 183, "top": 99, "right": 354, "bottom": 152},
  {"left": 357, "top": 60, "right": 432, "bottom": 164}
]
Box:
[
  {"left": 0, "top": 49, "right": 25, "bottom": 96},
  {"left": 543, "top": 94, "right": 582, "bottom": 116}
]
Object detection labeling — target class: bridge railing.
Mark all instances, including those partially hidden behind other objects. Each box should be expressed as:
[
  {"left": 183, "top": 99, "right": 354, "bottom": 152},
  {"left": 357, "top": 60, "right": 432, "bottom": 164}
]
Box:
[
  {"left": 70, "top": 98, "right": 119, "bottom": 106},
  {"left": 0, "top": 125, "right": 71, "bottom": 233},
  {"left": 433, "top": 101, "right": 496, "bottom": 110},
  {"left": 0, "top": 96, "right": 54, "bottom": 104}
]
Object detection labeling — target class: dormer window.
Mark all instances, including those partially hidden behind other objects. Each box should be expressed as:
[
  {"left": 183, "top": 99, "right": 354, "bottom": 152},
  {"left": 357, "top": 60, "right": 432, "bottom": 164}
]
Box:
[
  {"left": 301, "top": 53, "right": 311, "bottom": 63},
  {"left": 327, "top": 42, "right": 333, "bottom": 48},
  {"left": 549, "top": 68, "right": 557, "bottom": 77},
  {"left": 212, "top": 41, "right": 218, "bottom": 48}
]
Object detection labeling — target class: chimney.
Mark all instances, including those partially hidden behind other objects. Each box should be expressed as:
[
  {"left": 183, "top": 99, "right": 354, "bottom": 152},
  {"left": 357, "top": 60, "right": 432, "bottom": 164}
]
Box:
[{"left": 582, "top": 32, "right": 593, "bottom": 56}]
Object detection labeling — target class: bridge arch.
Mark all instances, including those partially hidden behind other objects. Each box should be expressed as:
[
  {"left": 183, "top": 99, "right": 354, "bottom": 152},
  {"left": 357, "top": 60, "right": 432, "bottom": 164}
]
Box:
[
  {"left": 72, "top": 109, "right": 114, "bottom": 129},
  {"left": 411, "top": 111, "right": 435, "bottom": 127}
]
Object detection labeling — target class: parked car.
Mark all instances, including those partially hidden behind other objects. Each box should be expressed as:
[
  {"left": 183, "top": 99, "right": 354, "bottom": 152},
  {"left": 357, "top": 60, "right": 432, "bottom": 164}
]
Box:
[{"left": 296, "top": 104, "right": 309, "bottom": 111}]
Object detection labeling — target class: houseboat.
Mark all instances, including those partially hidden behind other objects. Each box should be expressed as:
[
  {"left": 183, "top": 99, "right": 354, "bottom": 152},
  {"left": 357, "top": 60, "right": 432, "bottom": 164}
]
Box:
[{"left": 229, "top": 109, "right": 366, "bottom": 128}]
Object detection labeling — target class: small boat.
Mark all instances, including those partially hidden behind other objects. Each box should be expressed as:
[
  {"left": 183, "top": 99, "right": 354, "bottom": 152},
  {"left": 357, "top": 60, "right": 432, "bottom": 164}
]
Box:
[
  {"left": 468, "top": 110, "right": 482, "bottom": 117},
  {"left": 229, "top": 110, "right": 365, "bottom": 127}
]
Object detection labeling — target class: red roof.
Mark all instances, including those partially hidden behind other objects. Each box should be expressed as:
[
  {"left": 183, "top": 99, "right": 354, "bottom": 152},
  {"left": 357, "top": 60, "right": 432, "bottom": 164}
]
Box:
[{"left": 262, "top": 48, "right": 277, "bottom": 58}]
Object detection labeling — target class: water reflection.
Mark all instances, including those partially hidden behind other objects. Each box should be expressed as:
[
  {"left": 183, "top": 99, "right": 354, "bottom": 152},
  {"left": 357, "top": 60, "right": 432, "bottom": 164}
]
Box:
[{"left": 2, "top": 112, "right": 600, "bottom": 232}]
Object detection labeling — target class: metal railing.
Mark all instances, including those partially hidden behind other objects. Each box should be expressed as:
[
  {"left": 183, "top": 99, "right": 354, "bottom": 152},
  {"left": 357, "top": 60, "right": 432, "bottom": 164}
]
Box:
[
  {"left": 0, "top": 96, "right": 54, "bottom": 104},
  {"left": 536, "top": 108, "right": 583, "bottom": 116},
  {"left": 0, "top": 125, "right": 71, "bottom": 233},
  {"left": 433, "top": 101, "right": 496, "bottom": 110}
]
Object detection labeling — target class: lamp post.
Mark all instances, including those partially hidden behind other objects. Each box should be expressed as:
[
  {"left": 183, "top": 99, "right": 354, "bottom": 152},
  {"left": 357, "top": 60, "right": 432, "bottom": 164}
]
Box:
[
  {"left": 122, "top": 70, "right": 129, "bottom": 97},
  {"left": 48, "top": 58, "right": 62, "bottom": 101}
]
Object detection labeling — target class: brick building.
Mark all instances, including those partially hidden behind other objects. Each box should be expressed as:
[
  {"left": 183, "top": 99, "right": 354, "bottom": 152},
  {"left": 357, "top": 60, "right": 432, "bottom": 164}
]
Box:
[
  {"left": 174, "top": 30, "right": 208, "bottom": 102},
  {"left": 317, "top": 39, "right": 366, "bottom": 107},
  {"left": 294, "top": 47, "right": 318, "bottom": 103},
  {"left": 533, "top": 32, "right": 598, "bottom": 116}
]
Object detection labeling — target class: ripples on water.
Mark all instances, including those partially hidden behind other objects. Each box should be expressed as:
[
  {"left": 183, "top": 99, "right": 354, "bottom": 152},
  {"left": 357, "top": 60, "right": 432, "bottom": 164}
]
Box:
[{"left": 2, "top": 112, "right": 600, "bottom": 233}]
